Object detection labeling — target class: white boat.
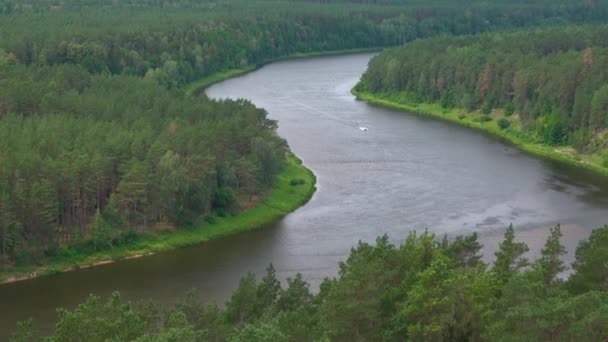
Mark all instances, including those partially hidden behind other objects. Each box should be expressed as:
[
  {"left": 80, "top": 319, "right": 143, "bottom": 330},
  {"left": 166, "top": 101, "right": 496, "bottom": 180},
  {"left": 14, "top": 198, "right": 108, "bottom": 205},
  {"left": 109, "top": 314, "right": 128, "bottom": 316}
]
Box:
[{"left": 359, "top": 126, "right": 368, "bottom": 131}]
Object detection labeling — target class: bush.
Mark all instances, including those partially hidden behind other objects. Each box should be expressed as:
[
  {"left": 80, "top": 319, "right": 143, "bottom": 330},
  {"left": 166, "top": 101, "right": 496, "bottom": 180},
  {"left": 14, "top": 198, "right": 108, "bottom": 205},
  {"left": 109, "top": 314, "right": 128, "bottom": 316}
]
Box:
[
  {"left": 570, "top": 129, "right": 593, "bottom": 152},
  {"left": 290, "top": 179, "right": 306, "bottom": 186},
  {"left": 460, "top": 93, "right": 476, "bottom": 111},
  {"left": 537, "top": 114, "right": 565, "bottom": 145},
  {"left": 111, "top": 230, "right": 139, "bottom": 246},
  {"left": 504, "top": 103, "right": 515, "bottom": 116},
  {"left": 473, "top": 115, "right": 492, "bottom": 122},
  {"left": 458, "top": 114, "right": 466, "bottom": 120},
  {"left": 440, "top": 91, "right": 453, "bottom": 109},
  {"left": 213, "top": 188, "right": 235, "bottom": 209},
  {"left": 482, "top": 101, "right": 493, "bottom": 114},
  {"left": 497, "top": 118, "right": 510, "bottom": 130}
]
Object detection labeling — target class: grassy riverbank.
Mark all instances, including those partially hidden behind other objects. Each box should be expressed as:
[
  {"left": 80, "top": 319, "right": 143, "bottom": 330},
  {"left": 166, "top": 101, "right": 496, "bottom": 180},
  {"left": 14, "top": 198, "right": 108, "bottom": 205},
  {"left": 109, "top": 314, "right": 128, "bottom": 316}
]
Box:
[
  {"left": 353, "top": 90, "right": 608, "bottom": 177},
  {"left": 185, "top": 47, "right": 380, "bottom": 96},
  {"left": 0, "top": 154, "right": 316, "bottom": 284},
  {"left": 184, "top": 66, "right": 258, "bottom": 96}
]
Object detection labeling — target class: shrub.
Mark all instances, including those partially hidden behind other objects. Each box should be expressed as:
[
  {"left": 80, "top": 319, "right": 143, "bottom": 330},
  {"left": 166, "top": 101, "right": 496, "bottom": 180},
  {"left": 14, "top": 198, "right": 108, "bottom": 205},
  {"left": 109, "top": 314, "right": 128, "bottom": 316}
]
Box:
[
  {"left": 458, "top": 114, "right": 466, "bottom": 120},
  {"left": 460, "top": 93, "right": 476, "bottom": 111},
  {"left": 497, "top": 118, "right": 510, "bottom": 130},
  {"left": 570, "top": 129, "right": 593, "bottom": 152},
  {"left": 440, "top": 91, "right": 453, "bottom": 109},
  {"left": 204, "top": 215, "right": 216, "bottom": 224},
  {"left": 537, "top": 114, "right": 565, "bottom": 145},
  {"left": 290, "top": 179, "right": 306, "bottom": 186},
  {"left": 473, "top": 115, "right": 492, "bottom": 122},
  {"left": 482, "top": 101, "right": 493, "bottom": 114},
  {"left": 504, "top": 103, "right": 515, "bottom": 116}
]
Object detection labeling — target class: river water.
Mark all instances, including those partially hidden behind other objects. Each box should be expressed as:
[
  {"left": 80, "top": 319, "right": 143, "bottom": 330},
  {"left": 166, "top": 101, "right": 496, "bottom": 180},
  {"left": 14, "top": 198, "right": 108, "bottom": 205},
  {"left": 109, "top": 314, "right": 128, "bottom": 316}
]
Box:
[{"left": 1, "top": 53, "right": 608, "bottom": 337}]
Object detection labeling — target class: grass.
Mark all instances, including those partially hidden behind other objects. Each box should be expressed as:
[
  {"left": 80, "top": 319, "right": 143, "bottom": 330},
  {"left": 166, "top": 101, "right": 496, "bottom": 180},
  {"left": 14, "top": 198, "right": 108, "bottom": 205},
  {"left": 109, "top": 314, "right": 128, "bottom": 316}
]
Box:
[
  {"left": 183, "top": 66, "right": 257, "bottom": 96},
  {"left": 353, "top": 90, "right": 608, "bottom": 177},
  {"left": 0, "top": 154, "right": 316, "bottom": 284}
]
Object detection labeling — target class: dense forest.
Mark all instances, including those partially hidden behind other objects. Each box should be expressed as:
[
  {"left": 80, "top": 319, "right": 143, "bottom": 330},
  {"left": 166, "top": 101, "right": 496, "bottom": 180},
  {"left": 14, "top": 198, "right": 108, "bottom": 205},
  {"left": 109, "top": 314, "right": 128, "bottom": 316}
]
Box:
[
  {"left": 358, "top": 25, "right": 608, "bottom": 157},
  {"left": 12, "top": 225, "right": 608, "bottom": 341},
  {"left": 1, "top": 0, "right": 608, "bottom": 340},
  {"left": 2, "top": 0, "right": 608, "bottom": 88},
  {"left": 3, "top": 0, "right": 608, "bottom": 270},
  {"left": 0, "top": 65, "right": 287, "bottom": 266}
]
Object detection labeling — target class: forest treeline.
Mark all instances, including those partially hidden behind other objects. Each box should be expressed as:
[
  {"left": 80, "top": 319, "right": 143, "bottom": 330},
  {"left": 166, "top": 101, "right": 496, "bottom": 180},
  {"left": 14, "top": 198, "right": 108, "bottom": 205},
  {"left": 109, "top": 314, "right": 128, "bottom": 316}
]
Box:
[
  {"left": 2, "top": 0, "right": 608, "bottom": 88},
  {"left": 12, "top": 225, "right": 608, "bottom": 341},
  {"left": 358, "top": 25, "right": 608, "bottom": 155}
]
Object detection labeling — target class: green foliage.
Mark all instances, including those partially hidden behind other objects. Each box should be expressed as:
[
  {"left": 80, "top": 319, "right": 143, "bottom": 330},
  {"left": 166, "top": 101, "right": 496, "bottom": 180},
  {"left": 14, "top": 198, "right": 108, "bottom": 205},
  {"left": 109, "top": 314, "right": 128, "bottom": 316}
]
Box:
[
  {"left": 277, "top": 274, "right": 312, "bottom": 313},
  {"left": 537, "top": 114, "right": 566, "bottom": 146},
  {"left": 52, "top": 292, "right": 156, "bottom": 341},
  {"left": 535, "top": 224, "right": 567, "bottom": 287},
  {"left": 229, "top": 319, "right": 288, "bottom": 342},
  {"left": 590, "top": 84, "right": 608, "bottom": 129},
  {"left": 91, "top": 210, "right": 113, "bottom": 252},
  {"left": 4, "top": 0, "right": 608, "bottom": 269},
  {"left": 493, "top": 224, "right": 529, "bottom": 283},
  {"left": 0, "top": 65, "right": 286, "bottom": 267},
  {"left": 569, "top": 225, "right": 608, "bottom": 293},
  {"left": 443, "top": 232, "right": 483, "bottom": 268},
  {"left": 360, "top": 25, "right": 608, "bottom": 140},
  {"left": 9, "top": 319, "right": 32, "bottom": 342},
  {"left": 497, "top": 118, "right": 511, "bottom": 130},
  {"left": 570, "top": 128, "right": 593, "bottom": 152},
  {"left": 504, "top": 102, "right": 515, "bottom": 117},
  {"left": 482, "top": 101, "right": 493, "bottom": 115},
  {"left": 440, "top": 91, "right": 453, "bottom": 109},
  {"left": 485, "top": 274, "right": 608, "bottom": 341},
  {"left": 225, "top": 273, "right": 259, "bottom": 325},
  {"left": 4, "top": 1, "right": 608, "bottom": 339},
  {"left": 5, "top": 0, "right": 593, "bottom": 90},
  {"left": 399, "top": 254, "right": 457, "bottom": 340},
  {"left": 256, "top": 264, "right": 281, "bottom": 315},
  {"left": 319, "top": 235, "right": 400, "bottom": 340},
  {"left": 289, "top": 179, "right": 306, "bottom": 186},
  {"left": 473, "top": 115, "right": 492, "bottom": 123},
  {"left": 20, "top": 225, "right": 608, "bottom": 341}
]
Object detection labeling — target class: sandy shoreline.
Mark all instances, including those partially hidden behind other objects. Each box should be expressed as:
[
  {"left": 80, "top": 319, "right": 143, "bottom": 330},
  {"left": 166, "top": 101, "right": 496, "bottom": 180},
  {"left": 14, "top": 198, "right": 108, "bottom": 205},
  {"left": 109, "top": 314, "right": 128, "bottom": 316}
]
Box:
[{"left": 0, "top": 253, "right": 155, "bottom": 285}]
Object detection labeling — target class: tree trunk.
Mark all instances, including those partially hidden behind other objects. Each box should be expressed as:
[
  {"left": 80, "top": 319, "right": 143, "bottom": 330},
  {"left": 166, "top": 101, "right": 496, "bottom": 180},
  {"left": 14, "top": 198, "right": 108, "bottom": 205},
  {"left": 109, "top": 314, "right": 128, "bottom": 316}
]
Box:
[{"left": 1, "top": 225, "right": 7, "bottom": 266}]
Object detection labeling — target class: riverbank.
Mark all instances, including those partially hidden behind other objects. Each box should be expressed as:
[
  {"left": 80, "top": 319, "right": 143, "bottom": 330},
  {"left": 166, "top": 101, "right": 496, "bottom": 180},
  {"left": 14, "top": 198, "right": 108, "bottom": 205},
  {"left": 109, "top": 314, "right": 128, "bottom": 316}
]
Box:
[
  {"left": 0, "top": 154, "right": 316, "bottom": 285},
  {"left": 353, "top": 90, "right": 608, "bottom": 177},
  {"left": 185, "top": 47, "right": 381, "bottom": 96}
]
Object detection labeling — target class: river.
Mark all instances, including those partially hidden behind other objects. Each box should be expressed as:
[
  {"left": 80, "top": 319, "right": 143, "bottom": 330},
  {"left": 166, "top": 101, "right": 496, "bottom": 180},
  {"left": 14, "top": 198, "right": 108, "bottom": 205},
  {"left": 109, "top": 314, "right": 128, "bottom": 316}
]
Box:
[{"left": 1, "top": 53, "right": 608, "bottom": 337}]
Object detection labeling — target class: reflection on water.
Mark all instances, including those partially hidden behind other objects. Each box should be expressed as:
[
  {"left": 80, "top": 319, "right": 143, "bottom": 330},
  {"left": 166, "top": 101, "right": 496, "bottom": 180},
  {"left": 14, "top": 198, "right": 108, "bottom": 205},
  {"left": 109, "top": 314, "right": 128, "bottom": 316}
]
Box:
[{"left": 1, "top": 53, "right": 608, "bottom": 338}]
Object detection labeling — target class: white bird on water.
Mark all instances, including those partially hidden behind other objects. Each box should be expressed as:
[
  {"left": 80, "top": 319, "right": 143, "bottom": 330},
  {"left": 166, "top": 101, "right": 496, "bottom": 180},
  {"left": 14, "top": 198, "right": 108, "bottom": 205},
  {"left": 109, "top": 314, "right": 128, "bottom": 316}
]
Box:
[{"left": 359, "top": 126, "right": 368, "bottom": 131}]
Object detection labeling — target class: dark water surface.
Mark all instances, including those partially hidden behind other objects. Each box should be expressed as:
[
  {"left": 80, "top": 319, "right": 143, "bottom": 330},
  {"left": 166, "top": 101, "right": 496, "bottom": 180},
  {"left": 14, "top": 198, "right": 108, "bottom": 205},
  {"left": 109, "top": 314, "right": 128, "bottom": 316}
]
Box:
[{"left": 2, "top": 53, "right": 608, "bottom": 337}]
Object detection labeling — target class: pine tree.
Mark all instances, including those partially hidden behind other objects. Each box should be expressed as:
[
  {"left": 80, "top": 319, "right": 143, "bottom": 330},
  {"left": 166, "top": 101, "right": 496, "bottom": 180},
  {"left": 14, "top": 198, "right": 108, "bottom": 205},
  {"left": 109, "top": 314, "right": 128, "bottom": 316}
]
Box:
[
  {"left": 114, "top": 160, "right": 150, "bottom": 229},
  {"left": 569, "top": 225, "right": 608, "bottom": 293},
  {"left": 0, "top": 190, "right": 15, "bottom": 265},
  {"left": 590, "top": 84, "right": 608, "bottom": 130},
  {"left": 256, "top": 263, "right": 281, "bottom": 314},
  {"left": 494, "top": 224, "right": 529, "bottom": 283},
  {"left": 536, "top": 224, "right": 567, "bottom": 286}
]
